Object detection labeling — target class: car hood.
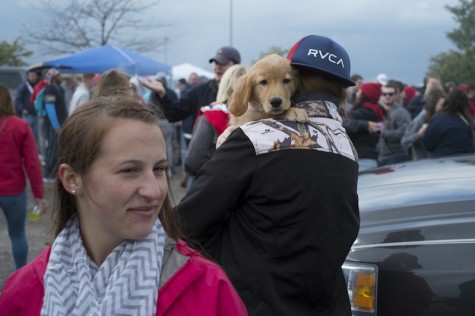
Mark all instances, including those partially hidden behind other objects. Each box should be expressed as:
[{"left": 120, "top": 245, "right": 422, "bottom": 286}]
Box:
[{"left": 354, "top": 155, "right": 475, "bottom": 246}]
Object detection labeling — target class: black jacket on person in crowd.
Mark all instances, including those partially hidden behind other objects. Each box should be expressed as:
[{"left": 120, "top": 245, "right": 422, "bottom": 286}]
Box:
[
  {"left": 179, "top": 92, "right": 360, "bottom": 316},
  {"left": 149, "top": 86, "right": 178, "bottom": 118},
  {"left": 157, "top": 80, "right": 218, "bottom": 129},
  {"left": 422, "top": 112, "right": 475, "bottom": 158},
  {"left": 405, "top": 94, "right": 426, "bottom": 119},
  {"left": 343, "top": 103, "right": 384, "bottom": 160},
  {"left": 14, "top": 80, "right": 37, "bottom": 117},
  {"left": 42, "top": 84, "right": 67, "bottom": 129}
]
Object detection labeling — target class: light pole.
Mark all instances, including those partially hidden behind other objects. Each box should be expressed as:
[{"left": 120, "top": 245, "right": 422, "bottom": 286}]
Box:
[
  {"left": 163, "top": 36, "right": 169, "bottom": 64},
  {"left": 229, "top": 0, "right": 233, "bottom": 46}
]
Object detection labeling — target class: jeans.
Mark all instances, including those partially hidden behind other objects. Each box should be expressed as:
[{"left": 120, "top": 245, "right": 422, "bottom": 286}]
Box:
[
  {"left": 44, "top": 123, "right": 58, "bottom": 178},
  {"left": 0, "top": 191, "right": 28, "bottom": 269},
  {"left": 176, "top": 124, "right": 188, "bottom": 169},
  {"left": 22, "top": 114, "right": 39, "bottom": 152}
]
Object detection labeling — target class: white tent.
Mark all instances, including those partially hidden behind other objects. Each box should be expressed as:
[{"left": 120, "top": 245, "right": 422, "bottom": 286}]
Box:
[{"left": 172, "top": 63, "right": 214, "bottom": 80}]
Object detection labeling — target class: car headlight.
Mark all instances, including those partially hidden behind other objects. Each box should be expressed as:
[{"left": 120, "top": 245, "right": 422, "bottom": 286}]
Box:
[{"left": 342, "top": 261, "right": 378, "bottom": 315}]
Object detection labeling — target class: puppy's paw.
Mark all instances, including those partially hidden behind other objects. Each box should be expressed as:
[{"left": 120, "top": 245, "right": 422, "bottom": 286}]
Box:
[{"left": 284, "top": 108, "right": 308, "bottom": 122}]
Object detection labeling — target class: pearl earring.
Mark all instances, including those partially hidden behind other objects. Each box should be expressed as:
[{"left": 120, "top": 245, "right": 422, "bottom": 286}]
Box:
[{"left": 72, "top": 189, "right": 76, "bottom": 194}]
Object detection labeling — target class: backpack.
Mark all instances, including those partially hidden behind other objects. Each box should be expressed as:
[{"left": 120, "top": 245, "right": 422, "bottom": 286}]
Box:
[
  {"left": 37, "top": 85, "right": 61, "bottom": 129},
  {"left": 34, "top": 88, "right": 46, "bottom": 117}
]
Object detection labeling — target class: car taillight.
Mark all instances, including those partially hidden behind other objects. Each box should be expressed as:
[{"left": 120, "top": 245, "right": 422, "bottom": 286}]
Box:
[{"left": 342, "top": 262, "right": 378, "bottom": 315}]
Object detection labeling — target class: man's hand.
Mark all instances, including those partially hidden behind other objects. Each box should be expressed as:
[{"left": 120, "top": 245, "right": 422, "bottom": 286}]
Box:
[
  {"left": 368, "top": 121, "right": 383, "bottom": 133},
  {"left": 417, "top": 123, "right": 428, "bottom": 137},
  {"left": 139, "top": 78, "right": 166, "bottom": 98}
]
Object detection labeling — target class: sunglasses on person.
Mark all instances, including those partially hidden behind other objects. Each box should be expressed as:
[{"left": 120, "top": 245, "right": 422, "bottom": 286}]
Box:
[{"left": 382, "top": 92, "right": 395, "bottom": 97}]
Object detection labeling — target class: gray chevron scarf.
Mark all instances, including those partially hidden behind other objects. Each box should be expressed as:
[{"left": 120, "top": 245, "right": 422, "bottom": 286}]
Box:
[{"left": 41, "top": 216, "right": 165, "bottom": 316}]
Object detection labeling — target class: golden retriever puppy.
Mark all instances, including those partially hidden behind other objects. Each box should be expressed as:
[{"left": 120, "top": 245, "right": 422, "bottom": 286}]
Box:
[{"left": 228, "top": 53, "right": 307, "bottom": 126}]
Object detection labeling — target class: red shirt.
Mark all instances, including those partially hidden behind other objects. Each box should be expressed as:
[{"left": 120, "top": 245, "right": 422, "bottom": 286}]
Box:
[
  {"left": 29, "top": 81, "right": 48, "bottom": 105},
  {"left": 0, "top": 116, "right": 44, "bottom": 198}
]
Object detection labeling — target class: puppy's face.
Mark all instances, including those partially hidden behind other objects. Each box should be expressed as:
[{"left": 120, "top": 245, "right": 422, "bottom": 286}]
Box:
[
  {"left": 228, "top": 54, "right": 299, "bottom": 118},
  {"left": 250, "top": 54, "right": 298, "bottom": 115}
]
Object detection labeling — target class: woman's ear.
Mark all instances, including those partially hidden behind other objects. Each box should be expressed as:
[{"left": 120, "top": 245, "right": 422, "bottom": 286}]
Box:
[{"left": 58, "top": 163, "right": 82, "bottom": 195}]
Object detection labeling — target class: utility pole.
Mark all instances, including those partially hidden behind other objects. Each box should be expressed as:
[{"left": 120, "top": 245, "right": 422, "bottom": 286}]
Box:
[
  {"left": 229, "top": 0, "right": 233, "bottom": 46},
  {"left": 163, "top": 36, "right": 169, "bottom": 64}
]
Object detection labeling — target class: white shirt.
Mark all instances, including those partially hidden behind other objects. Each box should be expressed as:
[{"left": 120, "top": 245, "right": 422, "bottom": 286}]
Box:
[{"left": 68, "top": 83, "right": 91, "bottom": 116}]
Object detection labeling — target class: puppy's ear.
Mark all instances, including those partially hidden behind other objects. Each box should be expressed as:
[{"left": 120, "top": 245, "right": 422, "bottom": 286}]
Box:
[
  {"left": 291, "top": 67, "right": 301, "bottom": 95},
  {"left": 228, "top": 74, "right": 253, "bottom": 117}
]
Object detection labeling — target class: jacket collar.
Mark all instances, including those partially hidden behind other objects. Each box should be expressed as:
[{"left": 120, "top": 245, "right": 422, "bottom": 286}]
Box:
[
  {"left": 292, "top": 91, "right": 341, "bottom": 105},
  {"left": 292, "top": 91, "right": 343, "bottom": 123}
]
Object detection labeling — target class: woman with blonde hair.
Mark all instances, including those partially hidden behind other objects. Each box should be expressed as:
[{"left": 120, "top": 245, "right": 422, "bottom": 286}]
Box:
[
  {"left": 184, "top": 64, "right": 247, "bottom": 181},
  {"left": 401, "top": 89, "right": 446, "bottom": 160},
  {"left": 406, "top": 75, "right": 444, "bottom": 118},
  {"left": 215, "top": 64, "right": 248, "bottom": 103},
  {"left": 0, "top": 84, "right": 47, "bottom": 270}
]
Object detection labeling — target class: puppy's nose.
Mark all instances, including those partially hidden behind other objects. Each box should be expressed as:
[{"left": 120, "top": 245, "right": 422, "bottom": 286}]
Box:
[{"left": 270, "top": 97, "right": 282, "bottom": 108}]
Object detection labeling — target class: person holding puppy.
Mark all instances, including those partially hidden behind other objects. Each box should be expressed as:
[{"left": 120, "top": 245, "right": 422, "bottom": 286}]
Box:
[{"left": 178, "top": 35, "right": 359, "bottom": 316}]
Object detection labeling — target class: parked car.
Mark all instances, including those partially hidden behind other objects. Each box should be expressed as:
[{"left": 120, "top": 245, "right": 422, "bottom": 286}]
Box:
[
  {"left": 0, "top": 66, "right": 26, "bottom": 98},
  {"left": 343, "top": 154, "right": 475, "bottom": 316}
]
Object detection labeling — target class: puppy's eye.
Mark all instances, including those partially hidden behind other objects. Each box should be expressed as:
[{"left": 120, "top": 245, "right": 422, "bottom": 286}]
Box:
[
  {"left": 283, "top": 78, "right": 291, "bottom": 84},
  {"left": 259, "top": 80, "right": 268, "bottom": 86}
]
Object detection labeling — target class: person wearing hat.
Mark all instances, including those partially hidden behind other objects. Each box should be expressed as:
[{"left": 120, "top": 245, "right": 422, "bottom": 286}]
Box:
[
  {"left": 377, "top": 82, "right": 412, "bottom": 167},
  {"left": 342, "top": 81, "right": 386, "bottom": 172},
  {"left": 403, "top": 85, "right": 417, "bottom": 107},
  {"left": 14, "top": 69, "right": 40, "bottom": 149},
  {"left": 178, "top": 35, "right": 359, "bottom": 315},
  {"left": 140, "top": 46, "right": 241, "bottom": 130}
]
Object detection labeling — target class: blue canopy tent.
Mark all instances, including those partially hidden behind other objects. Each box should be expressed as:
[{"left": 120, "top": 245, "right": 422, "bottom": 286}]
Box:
[{"left": 42, "top": 45, "right": 171, "bottom": 76}]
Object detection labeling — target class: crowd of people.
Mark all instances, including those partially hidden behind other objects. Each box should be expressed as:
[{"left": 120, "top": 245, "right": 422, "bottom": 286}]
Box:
[
  {"left": 11, "top": 47, "right": 474, "bottom": 185},
  {"left": 345, "top": 73, "right": 475, "bottom": 172},
  {"left": 0, "top": 32, "right": 474, "bottom": 315}
]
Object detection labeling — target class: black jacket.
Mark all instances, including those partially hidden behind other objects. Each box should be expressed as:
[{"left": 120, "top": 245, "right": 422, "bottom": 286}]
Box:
[
  {"left": 179, "top": 92, "right": 360, "bottom": 316},
  {"left": 406, "top": 94, "right": 426, "bottom": 119},
  {"left": 343, "top": 104, "right": 383, "bottom": 160},
  {"left": 42, "top": 84, "right": 67, "bottom": 129},
  {"left": 14, "top": 80, "right": 37, "bottom": 117},
  {"left": 158, "top": 80, "right": 218, "bottom": 127},
  {"left": 422, "top": 112, "right": 475, "bottom": 157}
]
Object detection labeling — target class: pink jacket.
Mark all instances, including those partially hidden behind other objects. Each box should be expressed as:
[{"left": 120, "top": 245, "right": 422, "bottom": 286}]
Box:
[
  {"left": 0, "top": 240, "right": 248, "bottom": 316},
  {"left": 0, "top": 115, "right": 44, "bottom": 198}
]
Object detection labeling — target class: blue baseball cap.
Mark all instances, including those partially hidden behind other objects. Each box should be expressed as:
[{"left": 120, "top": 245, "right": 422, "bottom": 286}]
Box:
[{"left": 287, "top": 35, "right": 355, "bottom": 87}]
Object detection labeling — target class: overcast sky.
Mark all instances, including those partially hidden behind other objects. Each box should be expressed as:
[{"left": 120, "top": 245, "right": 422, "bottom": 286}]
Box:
[{"left": 1, "top": 0, "right": 460, "bottom": 86}]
